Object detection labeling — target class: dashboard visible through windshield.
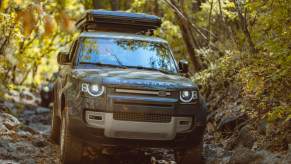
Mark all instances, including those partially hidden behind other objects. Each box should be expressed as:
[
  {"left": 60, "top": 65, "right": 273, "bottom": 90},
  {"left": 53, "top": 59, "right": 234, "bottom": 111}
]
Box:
[{"left": 77, "top": 37, "right": 178, "bottom": 74}]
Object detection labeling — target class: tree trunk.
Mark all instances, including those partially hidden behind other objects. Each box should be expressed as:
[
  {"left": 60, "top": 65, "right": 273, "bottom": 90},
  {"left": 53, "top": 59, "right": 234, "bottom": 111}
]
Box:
[
  {"left": 166, "top": 0, "right": 203, "bottom": 71},
  {"left": 177, "top": 19, "right": 203, "bottom": 71},
  {"left": 154, "top": 0, "right": 160, "bottom": 16},
  {"left": 208, "top": 0, "right": 214, "bottom": 47},
  {"left": 234, "top": 0, "right": 257, "bottom": 53}
]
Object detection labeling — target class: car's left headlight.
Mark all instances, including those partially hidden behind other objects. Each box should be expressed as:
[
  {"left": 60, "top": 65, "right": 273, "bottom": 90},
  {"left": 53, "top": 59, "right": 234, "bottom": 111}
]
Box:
[
  {"left": 180, "top": 90, "right": 198, "bottom": 103},
  {"left": 81, "top": 83, "right": 105, "bottom": 97}
]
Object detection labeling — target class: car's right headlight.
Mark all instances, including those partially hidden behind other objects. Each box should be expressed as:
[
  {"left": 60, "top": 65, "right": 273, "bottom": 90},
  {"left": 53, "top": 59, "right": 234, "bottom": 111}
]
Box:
[
  {"left": 81, "top": 83, "right": 105, "bottom": 97},
  {"left": 180, "top": 90, "right": 198, "bottom": 103}
]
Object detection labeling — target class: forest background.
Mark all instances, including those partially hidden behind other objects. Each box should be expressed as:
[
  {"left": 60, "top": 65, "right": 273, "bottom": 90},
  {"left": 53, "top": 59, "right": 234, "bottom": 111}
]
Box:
[{"left": 0, "top": 0, "right": 290, "bottom": 153}]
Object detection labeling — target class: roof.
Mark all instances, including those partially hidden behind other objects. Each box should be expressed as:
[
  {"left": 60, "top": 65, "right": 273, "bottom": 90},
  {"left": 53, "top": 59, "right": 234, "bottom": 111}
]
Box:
[{"left": 79, "top": 32, "right": 167, "bottom": 43}]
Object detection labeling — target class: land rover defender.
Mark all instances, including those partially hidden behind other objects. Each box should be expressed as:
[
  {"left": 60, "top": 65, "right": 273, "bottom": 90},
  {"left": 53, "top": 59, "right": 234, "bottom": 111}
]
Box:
[{"left": 51, "top": 10, "right": 207, "bottom": 164}]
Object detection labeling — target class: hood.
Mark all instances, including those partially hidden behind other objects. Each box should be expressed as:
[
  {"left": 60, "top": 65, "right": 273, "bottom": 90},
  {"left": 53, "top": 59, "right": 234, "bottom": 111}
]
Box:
[{"left": 72, "top": 68, "right": 197, "bottom": 90}]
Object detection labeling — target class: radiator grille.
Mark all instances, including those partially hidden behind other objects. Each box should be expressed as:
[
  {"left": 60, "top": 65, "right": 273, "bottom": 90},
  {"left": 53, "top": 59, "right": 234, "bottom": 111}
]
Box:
[{"left": 113, "top": 112, "right": 172, "bottom": 123}]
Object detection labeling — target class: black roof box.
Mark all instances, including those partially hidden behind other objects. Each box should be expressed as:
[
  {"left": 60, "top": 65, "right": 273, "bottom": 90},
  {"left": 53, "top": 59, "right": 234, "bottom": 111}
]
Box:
[{"left": 76, "top": 10, "right": 162, "bottom": 33}]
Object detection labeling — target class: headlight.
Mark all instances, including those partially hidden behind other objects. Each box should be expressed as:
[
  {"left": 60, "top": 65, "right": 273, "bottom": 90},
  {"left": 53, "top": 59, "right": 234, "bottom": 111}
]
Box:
[
  {"left": 81, "top": 83, "right": 105, "bottom": 97},
  {"left": 180, "top": 90, "right": 198, "bottom": 103},
  {"left": 43, "top": 86, "right": 50, "bottom": 92}
]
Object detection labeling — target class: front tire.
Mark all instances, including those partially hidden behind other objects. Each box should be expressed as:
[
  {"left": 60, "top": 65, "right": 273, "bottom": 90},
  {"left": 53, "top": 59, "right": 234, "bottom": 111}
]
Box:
[
  {"left": 175, "top": 143, "right": 204, "bottom": 164},
  {"left": 50, "top": 107, "right": 61, "bottom": 144},
  {"left": 175, "top": 128, "right": 205, "bottom": 164},
  {"left": 60, "top": 108, "right": 83, "bottom": 164}
]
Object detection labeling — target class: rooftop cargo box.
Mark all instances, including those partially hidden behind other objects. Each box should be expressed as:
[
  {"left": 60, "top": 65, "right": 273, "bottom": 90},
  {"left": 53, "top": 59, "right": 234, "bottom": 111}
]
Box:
[{"left": 76, "top": 10, "right": 162, "bottom": 33}]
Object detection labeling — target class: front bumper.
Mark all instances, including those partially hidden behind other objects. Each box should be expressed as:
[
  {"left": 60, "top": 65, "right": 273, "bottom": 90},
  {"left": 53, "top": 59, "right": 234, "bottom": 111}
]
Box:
[
  {"left": 67, "top": 111, "right": 205, "bottom": 149},
  {"left": 85, "top": 112, "right": 193, "bottom": 140}
]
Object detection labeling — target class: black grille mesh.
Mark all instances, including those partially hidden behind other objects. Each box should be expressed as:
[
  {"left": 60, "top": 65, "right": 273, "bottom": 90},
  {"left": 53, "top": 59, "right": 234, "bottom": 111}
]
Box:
[{"left": 113, "top": 112, "right": 172, "bottom": 123}]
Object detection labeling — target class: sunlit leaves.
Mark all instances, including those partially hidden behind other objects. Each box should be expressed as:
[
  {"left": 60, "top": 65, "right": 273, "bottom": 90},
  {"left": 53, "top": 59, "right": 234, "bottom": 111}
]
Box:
[
  {"left": 0, "top": 0, "right": 83, "bottom": 87},
  {"left": 55, "top": 11, "right": 75, "bottom": 33},
  {"left": 44, "top": 15, "right": 57, "bottom": 36},
  {"left": 16, "top": 7, "right": 36, "bottom": 36}
]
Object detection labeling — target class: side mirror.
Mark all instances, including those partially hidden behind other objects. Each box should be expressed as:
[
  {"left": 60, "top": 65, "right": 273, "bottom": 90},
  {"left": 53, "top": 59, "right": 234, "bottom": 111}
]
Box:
[
  {"left": 57, "top": 52, "right": 70, "bottom": 65},
  {"left": 179, "top": 60, "right": 189, "bottom": 73}
]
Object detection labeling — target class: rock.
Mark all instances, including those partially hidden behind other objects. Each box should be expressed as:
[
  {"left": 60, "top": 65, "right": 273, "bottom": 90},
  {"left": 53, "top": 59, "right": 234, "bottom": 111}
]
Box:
[
  {"left": 22, "top": 109, "right": 35, "bottom": 117},
  {"left": 32, "top": 139, "right": 48, "bottom": 148},
  {"left": 16, "top": 130, "right": 32, "bottom": 137},
  {"left": 230, "top": 146, "right": 263, "bottom": 164},
  {"left": 0, "top": 160, "right": 19, "bottom": 164},
  {"left": 17, "top": 125, "right": 39, "bottom": 135},
  {"left": 204, "top": 144, "right": 232, "bottom": 164},
  {"left": 3, "top": 101, "right": 15, "bottom": 110},
  {"left": 0, "top": 124, "right": 11, "bottom": 135},
  {"left": 257, "top": 119, "right": 267, "bottom": 135},
  {"left": 282, "top": 144, "right": 291, "bottom": 164},
  {"left": 0, "top": 147, "right": 9, "bottom": 158},
  {"left": 286, "top": 133, "right": 291, "bottom": 144},
  {"left": 21, "top": 158, "right": 36, "bottom": 164},
  {"left": 9, "top": 141, "right": 37, "bottom": 159},
  {"left": 0, "top": 113, "right": 20, "bottom": 130},
  {"left": 0, "top": 139, "right": 16, "bottom": 157},
  {"left": 256, "top": 150, "right": 282, "bottom": 164},
  {"left": 28, "top": 123, "right": 50, "bottom": 135},
  {"left": 217, "top": 111, "right": 247, "bottom": 134},
  {"left": 265, "top": 123, "right": 276, "bottom": 137},
  {"left": 36, "top": 107, "right": 50, "bottom": 114},
  {"left": 230, "top": 145, "right": 285, "bottom": 164},
  {"left": 238, "top": 125, "right": 255, "bottom": 148}
]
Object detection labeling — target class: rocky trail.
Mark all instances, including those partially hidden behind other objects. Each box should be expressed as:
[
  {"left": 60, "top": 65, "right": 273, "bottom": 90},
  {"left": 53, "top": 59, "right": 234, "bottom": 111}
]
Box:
[
  {"left": 0, "top": 101, "right": 178, "bottom": 164},
  {"left": 0, "top": 100, "right": 290, "bottom": 164}
]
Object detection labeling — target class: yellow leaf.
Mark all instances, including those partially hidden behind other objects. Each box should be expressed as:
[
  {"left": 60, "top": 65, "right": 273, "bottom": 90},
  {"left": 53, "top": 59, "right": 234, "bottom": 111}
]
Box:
[
  {"left": 22, "top": 10, "right": 35, "bottom": 36},
  {"left": 57, "top": 11, "right": 75, "bottom": 33},
  {"left": 44, "top": 15, "right": 57, "bottom": 36}
]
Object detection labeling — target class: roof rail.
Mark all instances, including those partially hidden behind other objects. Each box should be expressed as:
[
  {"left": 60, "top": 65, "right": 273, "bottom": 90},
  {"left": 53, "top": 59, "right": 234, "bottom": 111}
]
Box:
[{"left": 76, "top": 10, "right": 162, "bottom": 34}]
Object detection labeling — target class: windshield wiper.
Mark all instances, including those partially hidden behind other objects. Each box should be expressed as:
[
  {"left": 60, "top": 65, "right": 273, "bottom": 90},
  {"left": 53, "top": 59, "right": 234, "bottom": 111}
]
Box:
[
  {"left": 79, "top": 62, "right": 128, "bottom": 69},
  {"left": 126, "top": 66, "right": 172, "bottom": 74}
]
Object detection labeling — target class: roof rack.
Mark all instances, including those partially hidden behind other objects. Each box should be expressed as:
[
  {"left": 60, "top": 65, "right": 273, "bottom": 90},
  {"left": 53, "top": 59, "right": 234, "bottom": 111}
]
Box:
[{"left": 76, "top": 10, "right": 162, "bottom": 34}]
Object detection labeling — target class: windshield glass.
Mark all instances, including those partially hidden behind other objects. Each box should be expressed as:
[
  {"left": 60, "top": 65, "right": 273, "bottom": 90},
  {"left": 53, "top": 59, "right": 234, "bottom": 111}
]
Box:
[{"left": 78, "top": 37, "right": 178, "bottom": 73}]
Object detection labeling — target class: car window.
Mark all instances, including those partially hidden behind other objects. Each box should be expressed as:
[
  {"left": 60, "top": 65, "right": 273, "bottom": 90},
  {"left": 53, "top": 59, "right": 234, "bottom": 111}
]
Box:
[{"left": 78, "top": 37, "right": 178, "bottom": 73}]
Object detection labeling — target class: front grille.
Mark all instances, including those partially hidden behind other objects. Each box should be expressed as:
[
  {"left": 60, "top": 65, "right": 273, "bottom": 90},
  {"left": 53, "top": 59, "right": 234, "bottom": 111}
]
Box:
[{"left": 113, "top": 112, "right": 172, "bottom": 123}]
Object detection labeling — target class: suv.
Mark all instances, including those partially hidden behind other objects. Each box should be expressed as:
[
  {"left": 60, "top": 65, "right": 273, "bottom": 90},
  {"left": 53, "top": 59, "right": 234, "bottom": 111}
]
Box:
[{"left": 51, "top": 10, "right": 207, "bottom": 164}]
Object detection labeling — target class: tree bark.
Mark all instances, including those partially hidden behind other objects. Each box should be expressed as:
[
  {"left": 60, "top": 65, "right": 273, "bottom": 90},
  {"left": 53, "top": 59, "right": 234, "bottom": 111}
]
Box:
[
  {"left": 165, "top": 0, "right": 203, "bottom": 71},
  {"left": 234, "top": 0, "right": 257, "bottom": 53},
  {"left": 208, "top": 0, "right": 214, "bottom": 46}
]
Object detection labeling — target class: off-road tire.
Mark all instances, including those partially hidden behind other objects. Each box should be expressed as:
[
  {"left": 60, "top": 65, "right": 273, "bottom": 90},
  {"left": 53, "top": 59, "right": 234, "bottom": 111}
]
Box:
[
  {"left": 41, "top": 99, "right": 50, "bottom": 107},
  {"left": 50, "top": 107, "right": 61, "bottom": 144},
  {"left": 60, "top": 108, "right": 83, "bottom": 164},
  {"left": 175, "top": 127, "right": 205, "bottom": 164},
  {"left": 175, "top": 143, "right": 204, "bottom": 164}
]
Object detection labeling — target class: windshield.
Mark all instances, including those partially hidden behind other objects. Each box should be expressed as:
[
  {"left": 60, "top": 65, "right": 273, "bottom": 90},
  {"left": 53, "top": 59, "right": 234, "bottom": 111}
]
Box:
[{"left": 77, "top": 37, "right": 178, "bottom": 73}]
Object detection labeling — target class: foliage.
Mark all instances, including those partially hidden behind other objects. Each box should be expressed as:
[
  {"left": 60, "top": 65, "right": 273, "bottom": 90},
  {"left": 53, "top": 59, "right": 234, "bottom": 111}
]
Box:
[
  {"left": 193, "top": 0, "right": 291, "bottom": 123},
  {"left": 0, "top": 0, "right": 84, "bottom": 91}
]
